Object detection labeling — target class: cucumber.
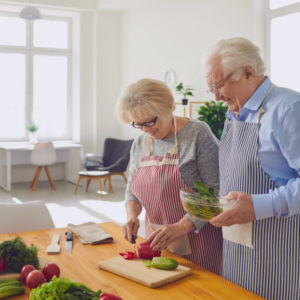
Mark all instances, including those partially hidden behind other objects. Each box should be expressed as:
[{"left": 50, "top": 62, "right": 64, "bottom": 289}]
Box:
[
  {"left": 0, "top": 281, "right": 21, "bottom": 289},
  {"left": 0, "top": 280, "right": 18, "bottom": 285},
  {"left": 0, "top": 286, "right": 25, "bottom": 299},
  {"left": 151, "top": 257, "right": 178, "bottom": 270}
]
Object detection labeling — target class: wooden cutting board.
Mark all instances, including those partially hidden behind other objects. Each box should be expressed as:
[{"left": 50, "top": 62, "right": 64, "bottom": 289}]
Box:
[
  {"left": 98, "top": 256, "right": 191, "bottom": 288},
  {"left": 0, "top": 257, "right": 46, "bottom": 280}
]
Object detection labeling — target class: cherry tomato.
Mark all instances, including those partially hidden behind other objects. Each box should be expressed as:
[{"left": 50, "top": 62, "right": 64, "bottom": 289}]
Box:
[
  {"left": 42, "top": 262, "right": 60, "bottom": 281},
  {"left": 20, "top": 265, "right": 36, "bottom": 284},
  {"left": 26, "top": 270, "right": 45, "bottom": 289}
]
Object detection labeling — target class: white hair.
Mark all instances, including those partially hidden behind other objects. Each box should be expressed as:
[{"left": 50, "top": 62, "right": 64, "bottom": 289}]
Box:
[
  {"left": 116, "top": 78, "right": 175, "bottom": 124},
  {"left": 202, "top": 37, "right": 265, "bottom": 81}
]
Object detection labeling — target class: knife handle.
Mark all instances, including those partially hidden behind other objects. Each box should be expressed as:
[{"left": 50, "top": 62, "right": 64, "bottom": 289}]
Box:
[
  {"left": 132, "top": 235, "right": 136, "bottom": 244},
  {"left": 52, "top": 234, "right": 60, "bottom": 244},
  {"left": 65, "top": 231, "right": 73, "bottom": 241}
]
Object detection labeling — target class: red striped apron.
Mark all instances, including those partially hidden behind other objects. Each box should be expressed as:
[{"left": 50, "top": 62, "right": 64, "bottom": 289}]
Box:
[{"left": 131, "top": 117, "right": 223, "bottom": 275}]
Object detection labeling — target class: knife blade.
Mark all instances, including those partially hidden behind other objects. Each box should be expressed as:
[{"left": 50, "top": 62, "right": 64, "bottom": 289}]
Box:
[
  {"left": 132, "top": 235, "right": 139, "bottom": 258},
  {"left": 65, "top": 231, "right": 73, "bottom": 253}
]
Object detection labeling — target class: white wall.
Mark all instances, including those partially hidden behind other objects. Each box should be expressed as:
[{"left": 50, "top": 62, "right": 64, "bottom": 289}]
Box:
[
  {"left": 96, "top": 12, "right": 122, "bottom": 153},
  {"left": 119, "top": 0, "right": 254, "bottom": 140}
]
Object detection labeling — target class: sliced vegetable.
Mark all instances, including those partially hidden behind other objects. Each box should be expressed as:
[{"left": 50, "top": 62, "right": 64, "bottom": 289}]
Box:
[
  {"left": 119, "top": 251, "right": 137, "bottom": 260},
  {"left": 0, "top": 286, "right": 25, "bottom": 299},
  {"left": 138, "top": 242, "right": 161, "bottom": 259},
  {"left": 143, "top": 260, "right": 152, "bottom": 269},
  {"left": 21, "top": 264, "right": 36, "bottom": 284},
  {"left": 100, "top": 293, "right": 124, "bottom": 300},
  {"left": 0, "top": 255, "right": 6, "bottom": 274}
]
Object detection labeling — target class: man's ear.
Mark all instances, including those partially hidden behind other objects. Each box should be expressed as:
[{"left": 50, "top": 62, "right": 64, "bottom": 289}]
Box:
[{"left": 244, "top": 66, "right": 255, "bottom": 82}]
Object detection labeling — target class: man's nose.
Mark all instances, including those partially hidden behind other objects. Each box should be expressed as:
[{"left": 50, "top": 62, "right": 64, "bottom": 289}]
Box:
[{"left": 214, "top": 93, "right": 223, "bottom": 101}]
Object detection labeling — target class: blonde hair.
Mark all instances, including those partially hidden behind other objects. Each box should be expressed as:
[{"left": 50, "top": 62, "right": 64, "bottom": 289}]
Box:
[
  {"left": 202, "top": 37, "right": 265, "bottom": 81},
  {"left": 116, "top": 78, "right": 175, "bottom": 124}
]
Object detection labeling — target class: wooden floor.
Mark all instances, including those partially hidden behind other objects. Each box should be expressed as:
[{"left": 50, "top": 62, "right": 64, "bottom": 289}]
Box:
[{"left": 0, "top": 179, "right": 146, "bottom": 238}]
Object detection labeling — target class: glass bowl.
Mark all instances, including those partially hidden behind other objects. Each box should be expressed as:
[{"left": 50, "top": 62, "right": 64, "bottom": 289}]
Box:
[{"left": 180, "top": 187, "right": 236, "bottom": 221}]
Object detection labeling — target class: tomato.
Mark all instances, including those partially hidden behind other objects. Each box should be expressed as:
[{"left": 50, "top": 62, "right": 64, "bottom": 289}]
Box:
[
  {"left": 0, "top": 254, "right": 6, "bottom": 274},
  {"left": 138, "top": 241, "right": 161, "bottom": 259},
  {"left": 42, "top": 262, "right": 60, "bottom": 281},
  {"left": 20, "top": 265, "right": 36, "bottom": 284},
  {"left": 100, "top": 293, "right": 124, "bottom": 300},
  {"left": 26, "top": 270, "right": 45, "bottom": 289}
]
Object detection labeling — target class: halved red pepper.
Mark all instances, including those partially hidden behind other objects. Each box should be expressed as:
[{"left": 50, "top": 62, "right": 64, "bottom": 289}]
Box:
[{"left": 138, "top": 241, "right": 161, "bottom": 259}]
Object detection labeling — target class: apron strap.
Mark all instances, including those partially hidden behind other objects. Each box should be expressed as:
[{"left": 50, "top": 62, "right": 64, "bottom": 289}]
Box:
[
  {"left": 255, "top": 84, "right": 274, "bottom": 123},
  {"left": 145, "top": 116, "right": 178, "bottom": 156}
]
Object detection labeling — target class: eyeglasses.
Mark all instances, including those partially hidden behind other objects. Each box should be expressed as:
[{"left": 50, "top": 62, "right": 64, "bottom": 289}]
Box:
[
  {"left": 132, "top": 116, "right": 158, "bottom": 129},
  {"left": 206, "top": 68, "right": 244, "bottom": 95}
]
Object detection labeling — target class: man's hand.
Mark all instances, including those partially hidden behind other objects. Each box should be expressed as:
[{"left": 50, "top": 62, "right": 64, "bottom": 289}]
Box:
[{"left": 210, "top": 191, "right": 256, "bottom": 227}]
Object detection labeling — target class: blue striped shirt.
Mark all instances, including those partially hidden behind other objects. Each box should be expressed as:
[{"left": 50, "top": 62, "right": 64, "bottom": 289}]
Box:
[{"left": 221, "top": 77, "right": 300, "bottom": 220}]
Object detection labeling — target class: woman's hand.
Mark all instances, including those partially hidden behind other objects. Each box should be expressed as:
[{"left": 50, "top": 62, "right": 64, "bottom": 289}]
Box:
[
  {"left": 123, "top": 201, "right": 142, "bottom": 243},
  {"left": 146, "top": 217, "right": 196, "bottom": 251}
]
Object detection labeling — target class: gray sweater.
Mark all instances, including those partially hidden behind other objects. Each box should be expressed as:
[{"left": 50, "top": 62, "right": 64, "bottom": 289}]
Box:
[{"left": 125, "top": 118, "right": 220, "bottom": 231}]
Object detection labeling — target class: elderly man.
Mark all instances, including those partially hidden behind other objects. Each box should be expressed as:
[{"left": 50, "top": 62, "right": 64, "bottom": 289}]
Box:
[{"left": 202, "top": 37, "right": 300, "bottom": 300}]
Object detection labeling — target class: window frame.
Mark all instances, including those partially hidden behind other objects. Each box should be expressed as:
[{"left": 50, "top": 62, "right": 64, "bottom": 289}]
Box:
[
  {"left": 0, "top": 11, "right": 72, "bottom": 142},
  {"left": 265, "top": 1, "right": 300, "bottom": 76}
]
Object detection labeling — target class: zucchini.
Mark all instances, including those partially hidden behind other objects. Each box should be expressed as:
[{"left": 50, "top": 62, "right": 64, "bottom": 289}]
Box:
[
  {"left": 0, "top": 280, "right": 18, "bottom": 285},
  {"left": 0, "top": 286, "right": 25, "bottom": 299},
  {"left": 0, "top": 281, "right": 21, "bottom": 289}
]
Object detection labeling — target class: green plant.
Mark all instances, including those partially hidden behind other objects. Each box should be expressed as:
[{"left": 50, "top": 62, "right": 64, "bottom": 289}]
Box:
[
  {"left": 197, "top": 101, "right": 228, "bottom": 139},
  {"left": 26, "top": 121, "right": 38, "bottom": 132},
  {"left": 175, "top": 82, "right": 194, "bottom": 99}
]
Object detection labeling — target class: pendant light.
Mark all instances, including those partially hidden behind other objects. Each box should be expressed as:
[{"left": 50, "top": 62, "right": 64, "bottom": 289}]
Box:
[{"left": 19, "top": 2, "right": 42, "bottom": 20}]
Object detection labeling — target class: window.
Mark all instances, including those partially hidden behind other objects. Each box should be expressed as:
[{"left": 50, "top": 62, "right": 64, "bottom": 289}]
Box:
[
  {"left": 0, "top": 13, "right": 71, "bottom": 141},
  {"left": 266, "top": 1, "right": 300, "bottom": 93}
]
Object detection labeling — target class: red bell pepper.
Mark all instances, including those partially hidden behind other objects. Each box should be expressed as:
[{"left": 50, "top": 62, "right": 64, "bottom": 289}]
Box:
[
  {"left": 138, "top": 241, "right": 161, "bottom": 259},
  {"left": 0, "top": 254, "right": 6, "bottom": 273},
  {"left": 100, "top": 292, "right": 124, "bottom": 300}
]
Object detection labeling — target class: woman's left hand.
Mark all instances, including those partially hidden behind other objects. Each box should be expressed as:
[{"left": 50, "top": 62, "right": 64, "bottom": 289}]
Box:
[{"left": 146, "top": 217, "right": 195, "bottom": 251}]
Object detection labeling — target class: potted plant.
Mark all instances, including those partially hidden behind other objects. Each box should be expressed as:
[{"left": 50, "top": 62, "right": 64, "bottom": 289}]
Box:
[
  {"left": 175, "top": 82, "right": 194, "bottom": 106},
  {"left": 197, "top": 101, "right": 228, "bottom": 139},
  {"left": 26, "top": 121, "right": 39, "bottom": 143}
]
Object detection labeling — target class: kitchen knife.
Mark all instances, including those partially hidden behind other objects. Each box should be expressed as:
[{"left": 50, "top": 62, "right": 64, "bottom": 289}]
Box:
[
  {"left": 65, "top": 231, "right": 73, "bottom": 253},
  {"left": 132, "top": 235, "right": 139, "bottom": 258}
]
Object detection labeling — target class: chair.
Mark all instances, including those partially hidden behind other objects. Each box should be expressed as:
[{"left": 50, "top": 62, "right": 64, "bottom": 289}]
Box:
[
  {"left": 74, "top": 170, "right": 113, "bottom": 197},
  {"left": 0, "top": 201, "right": 55, "bottom": 234},
  {"left": 30, "top": 142, "right": 57, "bottom": 191},
  {"left": 83, "top": 138, "right": 134, "bottom": 184}
]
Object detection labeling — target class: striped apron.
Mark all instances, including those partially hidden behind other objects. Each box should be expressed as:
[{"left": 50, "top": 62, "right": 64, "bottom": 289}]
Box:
[
  {"left": 131, "top": 117, "right": 223, "bottom": 275},
  {"left": 220, "top": 85, "right": 300, "bottom": 300}
]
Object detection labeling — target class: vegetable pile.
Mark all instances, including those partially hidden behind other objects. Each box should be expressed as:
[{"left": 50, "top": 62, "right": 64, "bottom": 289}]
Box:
[
  {"left": 183, "top": 181, "right": 223, "bottom": 220},
  {"left": 29, "top": 276, "right": 102, "bottom": 300},
  {"left": 0, "top": 237, "right": 40, "bottom": 274}
]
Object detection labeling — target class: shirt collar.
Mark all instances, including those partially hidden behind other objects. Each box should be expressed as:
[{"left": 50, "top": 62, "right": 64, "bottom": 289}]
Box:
[{"left": 225, "top": 76, "right": 272, "bottom": 120}]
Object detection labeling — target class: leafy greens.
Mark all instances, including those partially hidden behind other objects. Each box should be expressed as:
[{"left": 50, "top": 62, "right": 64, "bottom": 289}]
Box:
[
  {"left": 184, "top": 181, "right": 223, "bottom": 220},
  {"left": 0, "top": 237, "right": 40, "bottom": 274}
]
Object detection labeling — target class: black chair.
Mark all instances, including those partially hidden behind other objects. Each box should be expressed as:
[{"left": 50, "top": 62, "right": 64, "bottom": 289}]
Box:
[{"left": 84, "top": 138, "right": 134, "bottom": 184}]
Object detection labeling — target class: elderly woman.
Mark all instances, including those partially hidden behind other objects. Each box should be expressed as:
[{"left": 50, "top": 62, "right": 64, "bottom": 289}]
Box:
[{"left": 116, "top": 78, "right": 222, "bottom": 275}]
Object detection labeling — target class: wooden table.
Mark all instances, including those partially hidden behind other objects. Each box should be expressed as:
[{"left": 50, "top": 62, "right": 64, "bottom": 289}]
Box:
[{"left": 0, "top": 223, "right": 264, "bottom": 300}]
